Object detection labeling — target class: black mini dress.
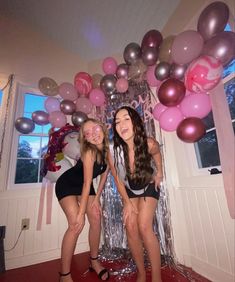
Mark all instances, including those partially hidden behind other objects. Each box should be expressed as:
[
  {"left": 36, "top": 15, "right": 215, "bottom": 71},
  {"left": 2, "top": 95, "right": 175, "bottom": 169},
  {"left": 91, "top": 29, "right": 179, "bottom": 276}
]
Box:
[{"left": 55, "top": 158, "right": 107, "bottom": 201}]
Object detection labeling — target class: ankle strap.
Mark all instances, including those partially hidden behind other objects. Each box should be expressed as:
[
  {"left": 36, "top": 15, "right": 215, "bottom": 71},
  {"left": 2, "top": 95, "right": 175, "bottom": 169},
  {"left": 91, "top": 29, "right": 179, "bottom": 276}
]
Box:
[
  {"left": 90, "top": 256, "right": 98, "bottom": 260},
  {"left": 59, "top": 271, "right": 71, "bottom": 277}
]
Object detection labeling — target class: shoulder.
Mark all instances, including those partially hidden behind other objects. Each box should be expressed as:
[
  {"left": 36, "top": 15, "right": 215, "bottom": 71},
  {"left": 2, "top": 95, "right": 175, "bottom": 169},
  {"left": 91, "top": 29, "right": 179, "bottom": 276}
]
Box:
[
  {"left": 82, "top": 149, "right": 96, "bottom": 163},
  {"left": 147, "top": 137, "right": 160, "bottom": 155}
]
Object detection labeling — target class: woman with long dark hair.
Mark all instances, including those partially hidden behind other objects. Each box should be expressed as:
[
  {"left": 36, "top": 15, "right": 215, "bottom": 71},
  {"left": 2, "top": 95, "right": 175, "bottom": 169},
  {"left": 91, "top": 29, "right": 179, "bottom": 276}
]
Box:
[
  {"left": 110, "top": 106, "right": 163, "bottom": 282},
  {"left": 55, "top": 118, "right": 110, "bottom": 282}
]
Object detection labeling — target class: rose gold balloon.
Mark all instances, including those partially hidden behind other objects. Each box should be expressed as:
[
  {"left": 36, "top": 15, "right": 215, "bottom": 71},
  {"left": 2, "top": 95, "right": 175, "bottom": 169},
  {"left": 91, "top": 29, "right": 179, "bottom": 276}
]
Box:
[
  {"left": 159, "top": 35, "right": 175, "bottom": 63},
  {"left": 177, "top": 117, "right": 206, "bottom": 143}
]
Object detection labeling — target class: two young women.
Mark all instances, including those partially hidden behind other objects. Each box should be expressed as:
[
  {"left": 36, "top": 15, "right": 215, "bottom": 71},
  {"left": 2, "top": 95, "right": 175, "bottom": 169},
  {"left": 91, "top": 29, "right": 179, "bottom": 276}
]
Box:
[{"left": 56, "top": 106, "right": 163, "bottom": 282}]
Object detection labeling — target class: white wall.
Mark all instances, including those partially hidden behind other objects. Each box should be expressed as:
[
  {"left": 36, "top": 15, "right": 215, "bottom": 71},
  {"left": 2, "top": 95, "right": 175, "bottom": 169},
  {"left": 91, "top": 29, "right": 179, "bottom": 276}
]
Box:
[
  {"left": 0, "top": 15, "right": 89, "bottom": 269},
  {"left": 0, "top": 2, "right": 234, "bottom": 282}
]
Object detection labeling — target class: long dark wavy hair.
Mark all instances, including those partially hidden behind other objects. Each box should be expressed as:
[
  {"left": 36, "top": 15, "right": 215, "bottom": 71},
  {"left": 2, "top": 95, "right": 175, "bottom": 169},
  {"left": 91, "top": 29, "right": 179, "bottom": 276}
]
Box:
[
  {"left": 112, "top": 106, "right": 153, "bottom": 186},
  {"left": 79, "top": 118, "right": 109, "bottom": 164}
]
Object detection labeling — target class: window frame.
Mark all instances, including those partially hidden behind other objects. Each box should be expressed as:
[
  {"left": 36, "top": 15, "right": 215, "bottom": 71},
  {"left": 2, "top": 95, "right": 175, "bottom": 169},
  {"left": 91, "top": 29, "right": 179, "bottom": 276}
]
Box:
[
  {"left": 184, "top": 72, "right": 235, "bottom": 176},
  {"left": 8, "top": 83, "right": 49, "bottom": 190}
]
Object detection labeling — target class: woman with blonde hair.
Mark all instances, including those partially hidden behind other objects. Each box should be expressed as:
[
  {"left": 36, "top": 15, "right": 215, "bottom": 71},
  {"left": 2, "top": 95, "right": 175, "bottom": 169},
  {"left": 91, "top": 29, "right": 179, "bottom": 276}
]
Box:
[{"left": 55, "top": 118, "right": 110, "bottom": 281}]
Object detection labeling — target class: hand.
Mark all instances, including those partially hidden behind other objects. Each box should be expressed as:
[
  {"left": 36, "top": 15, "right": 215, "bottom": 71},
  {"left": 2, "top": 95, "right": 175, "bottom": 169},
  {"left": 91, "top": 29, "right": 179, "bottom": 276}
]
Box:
[
  {"left": 123, "top": 201, "right": 138, "bottom": 226},
  {"left": 91, "top": 197, "right": 102, "bottom": 216},
  {"left": 154, "top": 173, "right": 163, "bottom": 188},
  {"left": 74, "top": 212, "right": 85, "bottom": 234}
]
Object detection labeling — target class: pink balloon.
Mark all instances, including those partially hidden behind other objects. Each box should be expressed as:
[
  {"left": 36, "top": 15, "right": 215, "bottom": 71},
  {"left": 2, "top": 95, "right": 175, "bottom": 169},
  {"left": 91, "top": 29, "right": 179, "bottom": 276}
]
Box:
[
  {"left": 185, "top": 55, "right": 223, "bottom": 93},
  {"left": 89, "top": 88, "right": 105, "bottom": 106},
  {"left": 116, "top": 78, "right": 129, "bottom": 93},
  {"left": 146, "top": 66, "right": 162, "bottom": 87},
  {"left": 44, "top": 97, "right": 60, "bottom": 113},
  {"left": 152, "top": 103, "right": 168, "bottom": 120},
  {"left": 59, "top": 82, "right": 78, "bottom": 101},
  {"left": 171, "top": 30, "right": 204, "bottom": 65},
  {"left": 102, "top": 57, "right": 118, "bottom": 75},
  {"left": 49, "top": 111, "right": 67, "bottom": 128},
  {"left": 76, "top": 97, "right": 93, "bottom": 114},
  {"left": 74, "top": 72, "right": 92, "bottom": 96},
  {"left": 180, "top": 93, "right": 211, "bottom": 118},
  {"left": 159, "top": 107, "right": 184, "bottom": 132}
]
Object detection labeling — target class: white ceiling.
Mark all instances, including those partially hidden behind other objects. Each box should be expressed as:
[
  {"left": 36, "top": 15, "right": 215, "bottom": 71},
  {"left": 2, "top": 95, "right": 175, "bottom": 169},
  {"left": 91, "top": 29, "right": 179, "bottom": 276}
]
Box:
[{"left": 1, "top": 0, "right": 180, "bottom": 61}]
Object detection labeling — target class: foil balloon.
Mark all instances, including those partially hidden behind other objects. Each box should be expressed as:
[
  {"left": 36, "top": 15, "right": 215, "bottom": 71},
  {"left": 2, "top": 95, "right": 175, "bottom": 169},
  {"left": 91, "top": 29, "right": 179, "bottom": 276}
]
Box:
[
  {"left": 15, "top": 117, "right": 35, "bottom": 134},
  {"left": 202, "top": 31, "right": 235, "bottom": 66},
  {"left": 184, "top": 55, "right": 223, "bottom": 93},
  {"left": 141, "top": 29, "right": 163, "bottom": 50},
  {"left": 32, "top": 110, "right": 49, "bottom": 125},
  {"left": 116, "top": 64, "right": 129, "bottom": 79},
  {"left": 170, "top": 63, "right": 187, "bottom": 80},
  {"left": 123, "top": 42, "right": 141, "bottom": 65},
  {"left": 60, "top": 100, "right": 76, "bottom": 115},
  {"left": 177, "top": 117, "right": 206, "bottom": 143},
  {"left": 74, "top": 72, "right": 92, "bottom": 96},
  {"left": 197, "top": 1, "right": 229, "bottom": 41},
  {"left": 142, "top": 47, "right": 158, "bottom": 66},
  {"left": 155, "top": 62, "right": 171, "bottom": 81},
  {"left": 158, "top": 78, "right": 186, "bottom": 107},
  {"left": 72, "top": 111, "right": 88, "bottom": 126},
  {"left": 38, "top": 77, "right": 58, "bottom": 96},
  {"left": 100, "top": 74, "right": 117, "bottom": 95},
  {"left": 128, "top": 59, "right": 147, "bottom": 83}
]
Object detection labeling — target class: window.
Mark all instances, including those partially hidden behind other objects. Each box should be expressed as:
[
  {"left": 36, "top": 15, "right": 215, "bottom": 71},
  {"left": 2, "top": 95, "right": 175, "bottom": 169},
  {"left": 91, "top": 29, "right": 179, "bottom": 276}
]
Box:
[
  {"left": 0, "top": 89, "right": 3, "bottom": 107},
  {"left": 194, "top": 63, "right": 235, "bottom": 169},
  {"left": 10, "top": 85, "right": 50, "bottom": 187}
]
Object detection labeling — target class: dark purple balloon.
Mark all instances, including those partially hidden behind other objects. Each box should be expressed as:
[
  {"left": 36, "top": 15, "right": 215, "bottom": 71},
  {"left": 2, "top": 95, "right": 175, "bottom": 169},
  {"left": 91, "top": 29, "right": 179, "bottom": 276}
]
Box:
[
  {"left": 202, "top": 31, "right": 235, "bottom": 66},
  {"left": 155, "top": 62, "right": 171, "bottom": 81},
  {"left": 123, "top": 42, "right": 141, "bottom": 65},
  {"left": 177, "top": 117, "right": 206, "bottom": 143},
  {"left": 100, "top": 74, "right": 117, "bottom": 95},
  {"left": 142, "top": 47, "right": 158, "bottom": 66},
  {"left": 15, "top": 117, "right": 35, "bottom": 134},
  {"left": 158, "top": 78, "right": 186, "bottom": 107},
  {"left": 197, "top": 1, "right": 229, "bottom": 41},
  {"left": 32, "top": 110, "right": 49, "bottom": 125},
  {"left": 170, "top": 63, "right": 188, "bottom": 80},
  {"left": 141, "top": 29, "right": 163, "bottom": 50},
  {"left": 60, "top": 100, "right": 76, "bottom": 115},
  {"left": 116, "top": 63, "right": 129, "bottom": 79}
]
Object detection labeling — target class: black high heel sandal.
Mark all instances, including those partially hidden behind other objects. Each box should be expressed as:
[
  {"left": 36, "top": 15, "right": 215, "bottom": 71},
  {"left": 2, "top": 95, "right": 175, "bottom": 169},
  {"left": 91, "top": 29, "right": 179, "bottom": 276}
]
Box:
[
  {"left": 89, "top": 257, "right": 110, "bottom": 281},
  {"left": 59, "top": 271, "right": 71, "bottom": 281}
]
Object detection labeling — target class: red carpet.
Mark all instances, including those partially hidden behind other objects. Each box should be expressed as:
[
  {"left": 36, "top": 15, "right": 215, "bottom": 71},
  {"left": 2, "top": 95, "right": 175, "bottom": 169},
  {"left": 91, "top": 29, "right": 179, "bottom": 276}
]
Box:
[{"left": 0, "top": 252, "right": 211, "bottom": 282}]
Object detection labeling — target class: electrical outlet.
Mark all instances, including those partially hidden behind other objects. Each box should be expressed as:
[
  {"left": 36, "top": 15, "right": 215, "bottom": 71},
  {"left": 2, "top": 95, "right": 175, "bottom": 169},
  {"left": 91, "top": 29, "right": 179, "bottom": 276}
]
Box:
[{"left": 21, "top": 218, "right": 30, "bottom": 230}]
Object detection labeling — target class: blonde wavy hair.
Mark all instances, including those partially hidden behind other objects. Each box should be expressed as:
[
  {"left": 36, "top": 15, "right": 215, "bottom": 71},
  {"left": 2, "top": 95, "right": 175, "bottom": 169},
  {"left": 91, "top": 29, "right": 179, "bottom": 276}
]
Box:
[{"left": 79, "top": 118, "right": 109, "bottom": 164}]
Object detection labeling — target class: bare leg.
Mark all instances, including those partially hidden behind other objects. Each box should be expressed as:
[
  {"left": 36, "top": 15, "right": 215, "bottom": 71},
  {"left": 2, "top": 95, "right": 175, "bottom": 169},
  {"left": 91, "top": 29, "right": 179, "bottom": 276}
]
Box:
[
  {"left": 138, "top": 197, "right": 161, "bottom": 282},
  {"left": 125, "top": 198, "right": 146, "bottom": 282},
  {"left": 59, "top": 196, "right": 81, "bottom": 282},
  {"left": 86, "top": 196, "right": 109, "bottom": 280}
]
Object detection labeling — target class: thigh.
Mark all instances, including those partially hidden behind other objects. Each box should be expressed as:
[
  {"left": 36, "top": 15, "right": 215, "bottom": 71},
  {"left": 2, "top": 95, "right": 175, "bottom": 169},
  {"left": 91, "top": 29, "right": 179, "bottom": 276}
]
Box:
[
  {"left": 125, "top": 197, "right": 140, "bottom": 231},
  {"left": 86, "top": 196, "right": 101, "bottom": 223},
  {"left": 138, "top": 197, "right": 157, "bottom": 226},
  {"left": 59, "top": 195, "right": 80, "bottom": 224}
]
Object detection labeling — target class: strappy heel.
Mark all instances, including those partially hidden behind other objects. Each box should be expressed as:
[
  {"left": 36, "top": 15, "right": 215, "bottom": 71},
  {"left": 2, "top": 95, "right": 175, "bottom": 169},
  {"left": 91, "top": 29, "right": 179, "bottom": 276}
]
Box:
[
  {"left": 59, "top": 271, "right": 71, "bottom": 281},
  {"left": 89, "top": 256, "right": 110, "bottom": 281}
]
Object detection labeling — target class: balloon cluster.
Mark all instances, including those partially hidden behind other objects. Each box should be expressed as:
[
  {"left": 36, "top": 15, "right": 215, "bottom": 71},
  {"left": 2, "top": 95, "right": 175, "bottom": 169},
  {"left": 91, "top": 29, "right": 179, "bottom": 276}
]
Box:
[
  {"left": 151, "top": 1, "right": 234, "bottom": 143},
  {"left": 14, "top": 1, "right": 234, "bottom": 144}
]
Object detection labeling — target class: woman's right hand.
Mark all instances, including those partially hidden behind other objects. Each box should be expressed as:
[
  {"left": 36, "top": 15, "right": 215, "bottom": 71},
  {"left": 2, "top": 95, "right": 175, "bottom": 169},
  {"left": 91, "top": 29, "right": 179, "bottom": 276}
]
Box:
[
  {"left": 75, "top": 212, "right": 85, "bottom": 234},
  {"left": 123, "top": 201, "right": 138, "bottom": 226}
]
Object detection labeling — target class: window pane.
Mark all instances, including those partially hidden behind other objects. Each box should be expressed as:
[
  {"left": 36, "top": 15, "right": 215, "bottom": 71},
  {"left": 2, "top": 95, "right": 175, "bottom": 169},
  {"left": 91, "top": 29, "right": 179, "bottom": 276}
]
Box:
[
  {"left": 224, "top": 77, "right": 235, "bottom": 121},
  {"left": 223, "top": 59, "right": 235, "bottom": 78},
  {"left": 15, "top": 159, "right": 39, "bottom": 183},
  {"left": 17, "top": 136, "right": 41, "bottom": 158},
  {"left": 195, "top": 130, "right": 220, "bottom": 168},
  {"left": 0, "top": 89, "right": 3, "bottom": 107},
  {"left": 41, "top": 137, "right": 49, "bottom": 157},
  {"left": 24, "top": 93, "right": 47, "bottom": 113},
  {"left": 202, "top": 111, "right": 215, "bottom": 130}
]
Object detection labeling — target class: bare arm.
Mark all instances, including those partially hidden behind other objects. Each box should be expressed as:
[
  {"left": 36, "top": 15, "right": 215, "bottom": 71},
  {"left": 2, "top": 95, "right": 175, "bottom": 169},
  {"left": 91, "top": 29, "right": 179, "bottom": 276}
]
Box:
[{"left": 148, "top": 137, "right": 163, "bottom": 187}]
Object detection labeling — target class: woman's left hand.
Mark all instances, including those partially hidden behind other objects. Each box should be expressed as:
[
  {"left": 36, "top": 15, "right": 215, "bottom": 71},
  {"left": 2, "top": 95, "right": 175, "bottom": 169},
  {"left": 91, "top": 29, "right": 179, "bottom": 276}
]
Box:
[
  {"left": 154, "top": 173, "right": 163, "bottom": 188},
  {"left": 91, "top": 197, "right": 102, "bottom": 215}
]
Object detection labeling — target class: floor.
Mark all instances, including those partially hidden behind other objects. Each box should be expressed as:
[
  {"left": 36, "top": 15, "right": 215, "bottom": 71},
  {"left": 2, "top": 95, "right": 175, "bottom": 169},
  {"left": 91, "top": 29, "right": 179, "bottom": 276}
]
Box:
[{"left": 0, "top": 252, "right": 211, "bottom": 282}]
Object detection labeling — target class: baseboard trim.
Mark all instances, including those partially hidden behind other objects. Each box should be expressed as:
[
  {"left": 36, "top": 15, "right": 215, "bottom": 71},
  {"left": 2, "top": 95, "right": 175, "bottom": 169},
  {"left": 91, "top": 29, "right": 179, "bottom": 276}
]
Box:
[{"left": 183, "top": 254, "right": 234, "bottom": 282}]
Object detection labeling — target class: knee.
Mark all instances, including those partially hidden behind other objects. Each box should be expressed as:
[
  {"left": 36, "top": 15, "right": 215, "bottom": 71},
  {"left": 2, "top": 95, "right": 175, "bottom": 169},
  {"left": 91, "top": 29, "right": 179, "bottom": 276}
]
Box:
[
  {"left": 125, "top": 221, "right": 138, "bottom": 237},
  {"left": 89, "top": 211, "right": 101, "bottom": 227},
  {"left": 138, "top": 222, "right": 152, "bottom": 238},
  {"left": 67, "top": 220, "right": 80, "bottom": 235}
]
